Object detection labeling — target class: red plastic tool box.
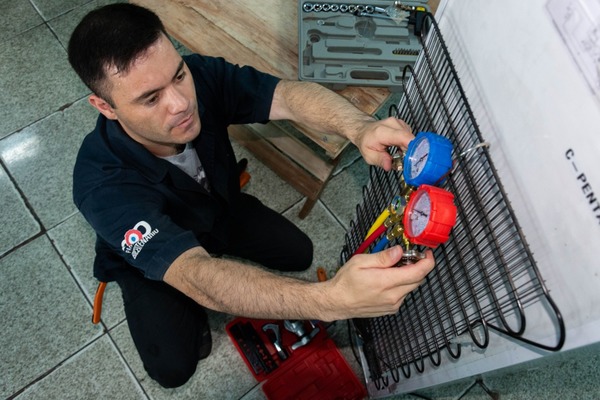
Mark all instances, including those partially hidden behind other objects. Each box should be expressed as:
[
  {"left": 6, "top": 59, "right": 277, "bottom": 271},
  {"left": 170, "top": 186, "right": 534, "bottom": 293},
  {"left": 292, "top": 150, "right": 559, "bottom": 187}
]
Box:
[{"left": 226, "top": 317, "right": 367, "bottom": 400}]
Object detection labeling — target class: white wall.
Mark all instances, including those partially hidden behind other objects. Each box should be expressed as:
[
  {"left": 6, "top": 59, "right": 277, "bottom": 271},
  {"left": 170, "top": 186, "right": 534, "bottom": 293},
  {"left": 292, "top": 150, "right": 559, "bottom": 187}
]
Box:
[{"left": 369, "top": 0, "right": 600, "bottom": 395}]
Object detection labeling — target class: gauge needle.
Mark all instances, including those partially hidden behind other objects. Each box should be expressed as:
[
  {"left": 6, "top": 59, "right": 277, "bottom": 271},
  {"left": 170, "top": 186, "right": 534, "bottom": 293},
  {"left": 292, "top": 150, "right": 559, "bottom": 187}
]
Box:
[{"left": 415, "top": 153, "right": 429, "bottom": 167}]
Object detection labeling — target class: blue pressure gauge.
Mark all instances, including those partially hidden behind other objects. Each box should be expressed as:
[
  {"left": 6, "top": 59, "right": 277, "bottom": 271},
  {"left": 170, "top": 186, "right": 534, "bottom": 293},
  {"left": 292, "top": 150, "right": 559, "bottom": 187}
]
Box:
[{"left": 403, "top": 132, "right": 453, "bottom": 187}]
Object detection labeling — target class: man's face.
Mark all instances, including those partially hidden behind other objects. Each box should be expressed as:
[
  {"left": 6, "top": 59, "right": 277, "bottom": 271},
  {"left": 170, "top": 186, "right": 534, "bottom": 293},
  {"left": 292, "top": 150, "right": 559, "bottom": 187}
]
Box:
[{"left": 89, "top": 34, "right": 201, "bottom": 157}]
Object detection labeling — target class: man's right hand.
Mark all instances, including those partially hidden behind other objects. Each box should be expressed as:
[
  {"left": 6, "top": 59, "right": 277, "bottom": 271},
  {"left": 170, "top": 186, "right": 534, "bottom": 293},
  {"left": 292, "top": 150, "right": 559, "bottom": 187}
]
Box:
[{"left": 321, "top": 246, "right": 435, "bottom": 321}]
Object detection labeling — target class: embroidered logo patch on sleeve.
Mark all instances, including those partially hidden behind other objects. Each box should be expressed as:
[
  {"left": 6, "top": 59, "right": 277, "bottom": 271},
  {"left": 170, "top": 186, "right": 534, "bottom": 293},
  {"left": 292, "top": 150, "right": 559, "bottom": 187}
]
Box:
[{"left": 121, "top": 221, "right": 160, "bottom": 259}]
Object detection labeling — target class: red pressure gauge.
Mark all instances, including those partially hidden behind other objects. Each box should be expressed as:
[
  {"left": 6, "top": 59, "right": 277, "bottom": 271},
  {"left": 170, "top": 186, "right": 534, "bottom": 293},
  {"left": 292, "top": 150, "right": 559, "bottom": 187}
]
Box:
[{"left": 403, "top": 185, "right": 457, "bottom": 248}]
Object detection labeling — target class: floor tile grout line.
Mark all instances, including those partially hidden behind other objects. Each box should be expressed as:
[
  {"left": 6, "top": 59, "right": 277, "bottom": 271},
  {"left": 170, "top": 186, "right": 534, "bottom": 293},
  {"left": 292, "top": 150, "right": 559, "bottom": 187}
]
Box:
[
  {"left": 278, "top": 194, "right": 308, "bottom": 216},
  {"left": 106, "top": 323, "right": 153, "bottom": 400},
  {"left": 5, "top": 0, "right": 70, "bottom": 44},
  {"left": 10, "top": 318, "right": 146, "bottom": 399},
  {"left": 237, "top": 382, "right": 264, "bottom": 400},
  {"left": 0, "top": 157, "right": 44, "bottom": 260},
  {"left": 6, "top": 332, "right": 107, "bottom": 400},
  {"left": 27, "top": 0, "right": 86, "bottom": 31},
  {"left": 0, "top": 93, "right": 90, "bottom": 142},
  {"left": 46, "top": 214, "right": 99, "bottom": 314},
  {"left": 5, "top": 21, "right": 49, "bottom": 43},
  {"left": 26, "top": 0, "right": 71, "bottom": 52},
  {"left": 319, "top": 196, "right": 351, "bottom": 233},
  {"left": 0, "top": 231, "right": 45, "bottom": 260}
]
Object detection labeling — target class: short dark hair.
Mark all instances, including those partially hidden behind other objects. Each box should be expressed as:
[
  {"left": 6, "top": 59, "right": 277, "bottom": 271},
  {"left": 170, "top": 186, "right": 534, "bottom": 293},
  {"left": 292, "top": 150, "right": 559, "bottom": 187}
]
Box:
[{"left": 68, "top": 3, "right": 168, "bottom": 105}]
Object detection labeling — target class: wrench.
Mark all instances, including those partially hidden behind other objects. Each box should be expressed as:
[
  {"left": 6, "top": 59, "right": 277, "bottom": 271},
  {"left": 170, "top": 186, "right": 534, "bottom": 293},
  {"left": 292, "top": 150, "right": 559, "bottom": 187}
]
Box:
[
  {"left": 262, "top": 323, "right": 288, "bottom": 361},
  {"left": 284, "top": 320, "right": 320, "bottom": 350}
]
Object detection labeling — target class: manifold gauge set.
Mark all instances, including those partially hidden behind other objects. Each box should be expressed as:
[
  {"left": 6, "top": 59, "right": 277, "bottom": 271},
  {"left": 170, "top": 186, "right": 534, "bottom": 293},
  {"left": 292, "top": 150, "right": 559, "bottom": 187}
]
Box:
[{"left": 353, "top": 132, "right": 458, "bottom": 265}]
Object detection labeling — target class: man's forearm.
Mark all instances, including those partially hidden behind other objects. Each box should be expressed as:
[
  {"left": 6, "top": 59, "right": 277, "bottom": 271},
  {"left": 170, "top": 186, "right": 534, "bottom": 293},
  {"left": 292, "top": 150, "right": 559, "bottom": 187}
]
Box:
[
  {"left": 163, "top": 247, "right": 338, "bottom": 321},
  {"left": 269, "top": 80, "right": 374, "bottom": 145},
  {"left": 164, "top": 245, "right": 436, "bottom": 322}
]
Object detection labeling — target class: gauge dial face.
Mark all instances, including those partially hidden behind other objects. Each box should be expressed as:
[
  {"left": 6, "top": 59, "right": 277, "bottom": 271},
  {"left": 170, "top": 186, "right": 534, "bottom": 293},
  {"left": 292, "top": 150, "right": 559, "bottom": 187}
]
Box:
[
  {"left": 403, "top": 184, "right": 457, "bottom": 248},
  {"left": 408, "top": 138, "right": 430, "bottom": 179},
  {"left": 403, "top": 132, "right": 454, "bottom": 187},
  {"left": 407, "top": 190, "right": 430, "bottom": 236}
]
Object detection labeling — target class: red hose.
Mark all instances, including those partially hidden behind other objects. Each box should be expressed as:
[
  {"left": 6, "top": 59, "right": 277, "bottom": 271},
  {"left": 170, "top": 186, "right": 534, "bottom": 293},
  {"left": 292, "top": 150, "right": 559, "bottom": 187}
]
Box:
[{"left": 353, "top": 224, "right": 387, "bottom": 256}]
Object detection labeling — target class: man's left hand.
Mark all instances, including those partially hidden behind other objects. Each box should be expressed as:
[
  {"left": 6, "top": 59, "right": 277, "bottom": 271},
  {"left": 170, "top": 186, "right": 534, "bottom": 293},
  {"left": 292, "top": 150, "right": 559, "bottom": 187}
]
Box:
[{"left": 352, "top": 117, "right": 414, "bottom": 171}]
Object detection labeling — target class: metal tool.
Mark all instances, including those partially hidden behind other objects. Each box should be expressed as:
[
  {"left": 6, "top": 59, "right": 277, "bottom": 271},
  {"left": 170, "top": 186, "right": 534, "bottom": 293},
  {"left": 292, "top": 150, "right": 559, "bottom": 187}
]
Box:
[
  {"left": 356, "top": 12, "right": 397, "bottom": 21},
  {"left": 229, "top": 322, "right": 277, "bottom": 374},
  {"left": 301, "top": 2, "right": 424, "bottom": 14},
  {"left": 262, "top": 323, "right": 288, "bottom": 361},
  {"left": 284, "top": 320, "right": 320, "bottom": 350}
]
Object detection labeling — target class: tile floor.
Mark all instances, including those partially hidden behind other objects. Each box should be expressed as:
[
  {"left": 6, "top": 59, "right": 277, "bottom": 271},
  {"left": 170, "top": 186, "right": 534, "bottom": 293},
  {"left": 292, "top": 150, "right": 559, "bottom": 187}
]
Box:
[{"left": 1, "top": 1, "right": 599, "bottom": 400}]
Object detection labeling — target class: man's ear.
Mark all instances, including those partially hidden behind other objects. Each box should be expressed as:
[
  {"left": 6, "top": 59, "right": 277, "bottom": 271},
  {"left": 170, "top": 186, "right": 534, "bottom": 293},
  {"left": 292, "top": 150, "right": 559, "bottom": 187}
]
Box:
[{"left": 89, "top": 95, "right": 118, "bottom": 120}]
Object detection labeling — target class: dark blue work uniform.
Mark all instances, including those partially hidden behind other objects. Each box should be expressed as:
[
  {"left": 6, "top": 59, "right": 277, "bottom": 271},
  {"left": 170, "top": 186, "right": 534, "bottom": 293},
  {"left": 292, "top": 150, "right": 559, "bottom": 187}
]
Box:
[{"left": 73, "top": 54, "right": 313, "bottom": 388}]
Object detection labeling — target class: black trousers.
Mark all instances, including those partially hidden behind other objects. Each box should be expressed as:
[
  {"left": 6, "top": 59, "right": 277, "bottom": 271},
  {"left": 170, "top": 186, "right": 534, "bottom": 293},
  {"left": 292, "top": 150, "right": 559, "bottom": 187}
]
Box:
[{"left": 114, "top": 194, "right": 313, "bottom": 388}]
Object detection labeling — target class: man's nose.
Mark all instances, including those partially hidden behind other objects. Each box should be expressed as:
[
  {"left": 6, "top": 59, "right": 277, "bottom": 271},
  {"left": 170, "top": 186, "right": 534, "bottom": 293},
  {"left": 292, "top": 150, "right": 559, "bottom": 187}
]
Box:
[{"left": 166, "top": 86, "right": 188, "bottom": 114}]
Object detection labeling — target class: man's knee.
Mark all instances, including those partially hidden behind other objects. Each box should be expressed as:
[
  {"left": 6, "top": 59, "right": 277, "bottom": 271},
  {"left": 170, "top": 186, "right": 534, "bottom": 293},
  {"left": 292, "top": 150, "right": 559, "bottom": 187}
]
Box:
[
  {"left": 145, "top": 337, "right": 212, "bottom": 388},
  {"left": 114, "top": 269, "right": 213, "bottom": 388},
  {"left": 284, "top": 232, "right": 314, "bottom": 272},
  {"left": 147, "top": 360, "right": 197, "bottom": 388}
]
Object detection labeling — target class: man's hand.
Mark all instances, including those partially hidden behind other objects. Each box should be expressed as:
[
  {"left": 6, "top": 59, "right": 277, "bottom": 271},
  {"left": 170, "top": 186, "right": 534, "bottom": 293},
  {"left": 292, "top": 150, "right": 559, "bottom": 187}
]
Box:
[
  {"left": 322, "top": 246, "right": 435, "bottom": 320},
  {"left": 270, "top": 82, "right": 414, "bottom": 171},
  {"left": 351, "top": 117, "right": 414, "bottom": 171}
]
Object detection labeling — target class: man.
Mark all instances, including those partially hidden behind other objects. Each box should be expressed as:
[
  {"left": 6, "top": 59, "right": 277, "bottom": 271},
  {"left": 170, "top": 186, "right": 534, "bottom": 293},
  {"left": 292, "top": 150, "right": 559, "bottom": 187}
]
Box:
[{"left": 68, "top": 3, "right": 435, "bottom": 388}]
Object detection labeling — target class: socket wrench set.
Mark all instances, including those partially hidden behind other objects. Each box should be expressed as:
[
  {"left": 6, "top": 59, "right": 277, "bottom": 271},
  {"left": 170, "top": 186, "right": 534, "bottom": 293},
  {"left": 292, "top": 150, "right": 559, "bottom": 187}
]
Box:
[
  {"left": 226, "top": 318, "right": 365, "bottom": 399},
  {"left": 298, "top": 1, "right": 429, "bottom": 89}
]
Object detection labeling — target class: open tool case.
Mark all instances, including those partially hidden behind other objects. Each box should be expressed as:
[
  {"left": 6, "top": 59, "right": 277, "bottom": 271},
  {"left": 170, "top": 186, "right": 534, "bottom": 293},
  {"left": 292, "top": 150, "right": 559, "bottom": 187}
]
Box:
[
  {"left": 298, "top": 1, "right": 429, "bottom": 89},
  {"left": 226, "top": 318, "right": 366, "bottom": 400}
]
